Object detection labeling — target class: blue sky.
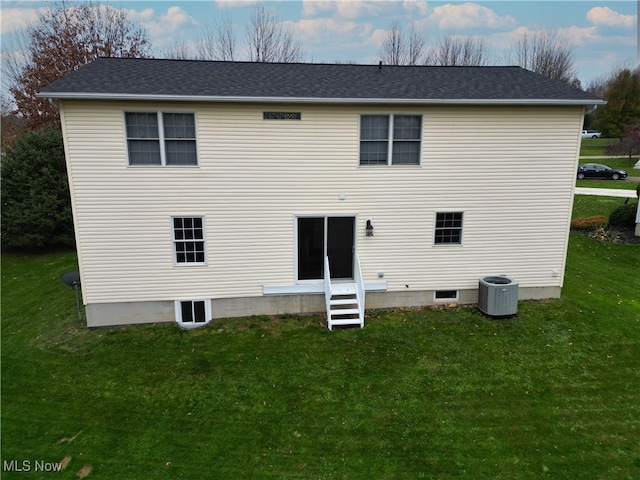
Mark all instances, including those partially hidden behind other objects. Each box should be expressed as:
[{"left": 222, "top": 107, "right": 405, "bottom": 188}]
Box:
[{"left": 1, "top": 0, "right": 638, "bottom": 88}]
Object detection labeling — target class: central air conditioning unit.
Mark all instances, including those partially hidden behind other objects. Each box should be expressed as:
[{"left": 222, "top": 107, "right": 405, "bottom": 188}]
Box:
[{"left": 478, "top": 276, "right": 518, "bottom": 317}]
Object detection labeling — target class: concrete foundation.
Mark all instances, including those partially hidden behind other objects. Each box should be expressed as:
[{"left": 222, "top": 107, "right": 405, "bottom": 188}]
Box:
[{"left": 84, "top": 286, "right": 561, "bottom": 328}]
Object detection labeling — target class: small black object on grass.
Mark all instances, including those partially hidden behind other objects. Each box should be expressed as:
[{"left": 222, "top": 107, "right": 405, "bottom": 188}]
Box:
[{"left": 61, "top": 271, "right": 82, "bottom": 321}]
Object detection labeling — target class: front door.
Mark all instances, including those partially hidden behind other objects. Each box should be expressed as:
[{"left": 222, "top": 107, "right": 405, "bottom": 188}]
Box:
[{"left": 297, "top": 216, "right": 355, "bottom": 281}]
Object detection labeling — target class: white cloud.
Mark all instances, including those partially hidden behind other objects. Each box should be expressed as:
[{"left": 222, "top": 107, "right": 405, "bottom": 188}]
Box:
[
  {"left": 429, "top": 2, "right": 516, "bottom": 30},
  {"left": 557, "top": 25, "right": 599, "bottom": 47},
  {"left": 302, "top": 0, "right": 386, "bottom": 19},
  {"left": 294, "top": 17, "right": 374, "bottom": 43},
  {"left": 124, "top": 6, "right": 198, "bottom": 41},
  {"left": 215, "top": 0, "right": 260, "bottom": 8},
  {"left": 586, "top": 6, "right": 636, "bottom": 28},
  {"left": 125, "top": 8, "right": 155, "bottom": 22},
  {"left": 402, "top": 0, "right": 431, "bottom": 17},
  {"left": 0, "top": 7, "right": 43, "bottom": 34},
  {"left": 290, "top": 16, "right": 386, "bottom": 62},
  {"left": 302, "top": 1, "right": 333, "bottom": 17},
  {"left": 161, "top": 6, "right": 197, "bottom": 30},
  {"left": 485, "top": 25, "right": 600, "bottom": 51}
]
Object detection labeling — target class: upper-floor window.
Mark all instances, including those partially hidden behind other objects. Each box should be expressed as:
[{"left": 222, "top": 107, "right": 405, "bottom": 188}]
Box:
[
  {"left": 125, "top": 112, "right": 197, "bottom": 166},
  {"left": 360, "top": 114, "right": 422, "bottom": 166}
]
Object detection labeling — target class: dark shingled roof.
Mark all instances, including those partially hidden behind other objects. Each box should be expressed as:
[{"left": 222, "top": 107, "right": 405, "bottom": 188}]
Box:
[{"left": 38, "top": 57, "right": 604, "bottom": 105}]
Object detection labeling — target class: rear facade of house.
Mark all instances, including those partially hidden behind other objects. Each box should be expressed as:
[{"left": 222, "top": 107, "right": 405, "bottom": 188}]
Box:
[{"left": 38, "top": 58, "right": 604, "bottom": 328}]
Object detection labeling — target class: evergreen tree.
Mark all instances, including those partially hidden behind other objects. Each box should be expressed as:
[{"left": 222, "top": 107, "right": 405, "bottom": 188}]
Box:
[{"left": 1, "top": 128, "right": 74, "bottom": 249}]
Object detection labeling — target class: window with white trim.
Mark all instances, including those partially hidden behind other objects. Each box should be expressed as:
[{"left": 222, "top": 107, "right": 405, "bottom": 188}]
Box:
[
  {"left": 175, "top": 299, "right": 211, "bottom": 327},
  {"left": 434, "top": 212, "right": 463, "bottom": 245},
  {"left": 434, "top": 290, "right": 459, "bottom": 301},
  {"left": 360, "top": 114, "right": 422, "bottom": 165},
  {"left": 172, "top": 216, "right": 206, "bottom": 264},
  {"left": 125, "top": 112, "right": 197, "bottom": 166}
]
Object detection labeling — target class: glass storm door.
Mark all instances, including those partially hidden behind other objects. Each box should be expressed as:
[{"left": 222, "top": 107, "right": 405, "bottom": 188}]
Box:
[{"left": 297, "top": 216, "right": 355, "bottom": 281}]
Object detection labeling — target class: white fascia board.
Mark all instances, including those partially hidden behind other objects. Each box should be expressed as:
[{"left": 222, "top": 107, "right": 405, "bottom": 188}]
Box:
[{"left": 36, "top": 91, "right": 607, "bottom": 106}]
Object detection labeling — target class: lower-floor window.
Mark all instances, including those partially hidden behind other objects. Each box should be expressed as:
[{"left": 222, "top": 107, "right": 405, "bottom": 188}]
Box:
[
  {"left": 172, "top": 216, "right": 206, "bottom": 264},
  {"left": 175, "top": 299, "right": 211, "bottom": 326},
  {"left": 434, "top": 212, "right": 463, "bottom": 245}
]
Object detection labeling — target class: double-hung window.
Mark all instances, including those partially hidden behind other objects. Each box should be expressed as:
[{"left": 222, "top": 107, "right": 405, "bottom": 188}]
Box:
[
  {"left": 434, "top": 212, "right": 464, "bottom": 245},
  {"left": 360, "top": 114, "right": 422, "bottom": 166},
  {"left": 125, "top": 112, "right": 197, "bottom": 166},
  {"left": 172, "top": 216, "right": 206, "bottom": 264}
]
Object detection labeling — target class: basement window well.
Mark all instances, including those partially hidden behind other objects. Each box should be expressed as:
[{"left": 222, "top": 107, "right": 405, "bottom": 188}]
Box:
[
  {"left": 435, "top": 290, "right": 459, "bottom": 301},
  {"left": 175, "top": 299, "right": 212, "bottom": 329}
]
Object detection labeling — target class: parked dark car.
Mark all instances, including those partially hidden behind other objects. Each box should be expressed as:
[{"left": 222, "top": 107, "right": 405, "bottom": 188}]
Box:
[{"left": 577, "top": 163, "right": 627, "bottom": 180}]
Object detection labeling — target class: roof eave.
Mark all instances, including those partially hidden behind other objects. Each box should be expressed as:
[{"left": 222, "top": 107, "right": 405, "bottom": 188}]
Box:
[{"left": 36, "top": 91, "right": 607, "bottom": 106}]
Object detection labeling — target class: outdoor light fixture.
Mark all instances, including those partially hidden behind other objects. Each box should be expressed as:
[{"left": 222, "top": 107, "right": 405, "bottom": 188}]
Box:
[{"left": 366, "top": 219, "right": 374, "bottom": 237}]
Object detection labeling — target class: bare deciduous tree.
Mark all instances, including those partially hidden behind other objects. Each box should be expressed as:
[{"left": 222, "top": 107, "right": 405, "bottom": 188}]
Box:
[
  {"left": 377, "top": 19, "right": 427, "bottom": 66},
  {"left": 7, "top": 1, "right": 150, "bottom": 130},
  {"left": 246, "top": 5, "right": 304, "bottom": 63},
  {"left": 164, "top": 40, "right": 192, "bottom": 60},
  {"left": 427, "top": 34, "right": 490, "bottom": 66},
  {"left": 195, "top": 14, "right": 236, "bottom": 61},
  {"left": 510, "top": 28, "right": 576, "bottom": 83}
]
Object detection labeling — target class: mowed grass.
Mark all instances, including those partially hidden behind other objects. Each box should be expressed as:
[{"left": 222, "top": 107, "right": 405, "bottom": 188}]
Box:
[
  {"left": 2, "top": 227, "right": 640, "bottom": 478},
  {"left": 578, "top": 138, "right": 638, "bottom": 190},
  {"left": 579, "top": 137, "right": 613, "bottom": 157},
  {"left": 572, "top": 193, "right": 635, "bottom": 220}
]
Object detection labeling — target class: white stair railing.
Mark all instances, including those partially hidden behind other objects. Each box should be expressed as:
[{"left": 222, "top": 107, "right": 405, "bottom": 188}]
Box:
[
  {"left": 354, "top": 254, "right": 365, "bottom": 328},
  {"left": 324, "top": 254, "right": 365, "bottom": 330},
  {"left": 323, "top": 256, "right": 332, "bottom": 322}
]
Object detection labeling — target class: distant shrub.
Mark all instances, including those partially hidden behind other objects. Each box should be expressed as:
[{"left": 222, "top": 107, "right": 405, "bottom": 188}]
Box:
[
  {"left": 608, "top": 203, "right": 638, "bottom": 228},
  {"left": 571, "top": 215, "right": 608, "bottom": 231}
]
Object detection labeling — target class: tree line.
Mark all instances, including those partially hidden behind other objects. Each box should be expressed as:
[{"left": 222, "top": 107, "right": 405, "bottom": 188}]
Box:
[
  {"left": 1, "top": 1, "right": 639, "bottom": 250},
  {"left": 3, "top": 1, "right": 637, "bottom": 133}
]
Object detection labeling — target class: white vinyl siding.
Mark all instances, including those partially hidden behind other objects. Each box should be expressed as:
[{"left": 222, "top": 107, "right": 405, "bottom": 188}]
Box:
[{"left": 58, "top": 101, "right": 583, "bottom": 305}]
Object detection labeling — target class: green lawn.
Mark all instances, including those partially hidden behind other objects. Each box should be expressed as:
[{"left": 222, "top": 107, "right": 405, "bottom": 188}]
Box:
[
  {"left": 576, "top": 178, "right": 638, "bottom": 190},
  {"left": 2, "top": 213, "right": 640, "bottom": 478},
  {"left": 576, "top": 156, "right": 639, "bottom": 191},
  {"left": 578, "top": 137, "right": 639, "bottom": 193},
  {"left": 571, "top": 193, "right": 632, "bottom": 220},
  {"left": 579, "top": 137, "right": 613, "bottom": 157}
]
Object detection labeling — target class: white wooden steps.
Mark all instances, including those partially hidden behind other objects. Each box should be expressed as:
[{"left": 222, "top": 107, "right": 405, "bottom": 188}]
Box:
[{"left": 324, "top": 256, "right": 365, "bottom": 331}]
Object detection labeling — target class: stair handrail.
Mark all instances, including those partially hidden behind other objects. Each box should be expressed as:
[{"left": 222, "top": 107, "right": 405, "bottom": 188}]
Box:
[
  {"left": 354, "top": 253, "right": 365, "bottom": 326},
  {"left": 324, "top": 256, "right": 332, "bottom": 323}
]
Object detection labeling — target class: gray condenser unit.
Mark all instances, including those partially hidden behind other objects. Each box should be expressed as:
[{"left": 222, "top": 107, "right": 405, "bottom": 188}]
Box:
[{"left": 478, "top": 276, "right": 518, "bottom": 317}]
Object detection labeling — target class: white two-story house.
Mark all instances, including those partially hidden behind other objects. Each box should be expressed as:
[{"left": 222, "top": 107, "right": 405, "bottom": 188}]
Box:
[{"left": 38, "top": 58, "right": 604, "bottom": 329}]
